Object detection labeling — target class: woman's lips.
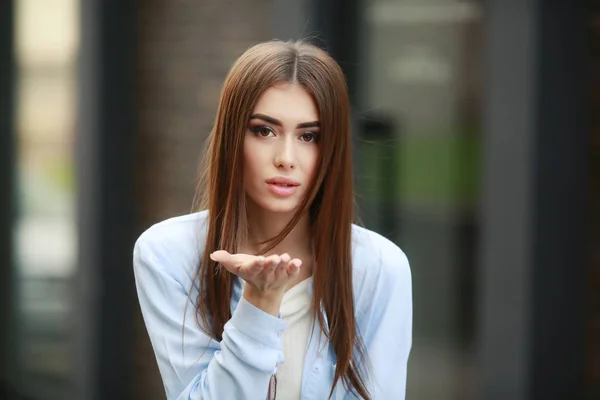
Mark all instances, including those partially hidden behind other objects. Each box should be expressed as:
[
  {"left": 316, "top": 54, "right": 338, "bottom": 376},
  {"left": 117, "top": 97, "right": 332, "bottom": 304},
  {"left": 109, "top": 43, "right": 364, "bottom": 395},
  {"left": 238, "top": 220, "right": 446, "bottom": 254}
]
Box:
[{"left": 266, "top": 182, "right": 298, "bottom": 197}]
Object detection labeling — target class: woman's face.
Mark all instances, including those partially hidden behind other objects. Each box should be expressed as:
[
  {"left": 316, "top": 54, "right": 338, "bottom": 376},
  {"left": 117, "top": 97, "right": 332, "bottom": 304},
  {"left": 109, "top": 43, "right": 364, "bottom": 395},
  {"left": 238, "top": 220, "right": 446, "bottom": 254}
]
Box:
[{"left": 243, "top": 83, "right": 320, "bottom": 215}]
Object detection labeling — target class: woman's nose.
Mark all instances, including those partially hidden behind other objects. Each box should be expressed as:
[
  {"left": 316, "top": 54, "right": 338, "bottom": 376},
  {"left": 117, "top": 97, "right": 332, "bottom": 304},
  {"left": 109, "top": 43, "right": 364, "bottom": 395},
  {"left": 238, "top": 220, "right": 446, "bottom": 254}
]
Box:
[{"left": 273, "top": 137, "right": 295, "bottom": 169}]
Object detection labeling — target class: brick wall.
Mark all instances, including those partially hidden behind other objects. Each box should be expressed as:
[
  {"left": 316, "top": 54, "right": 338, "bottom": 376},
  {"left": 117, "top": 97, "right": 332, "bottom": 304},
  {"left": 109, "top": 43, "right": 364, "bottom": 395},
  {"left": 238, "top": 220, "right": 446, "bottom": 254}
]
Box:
[{"left": 133, "top": 1, "right": 272, "bottom": 398}]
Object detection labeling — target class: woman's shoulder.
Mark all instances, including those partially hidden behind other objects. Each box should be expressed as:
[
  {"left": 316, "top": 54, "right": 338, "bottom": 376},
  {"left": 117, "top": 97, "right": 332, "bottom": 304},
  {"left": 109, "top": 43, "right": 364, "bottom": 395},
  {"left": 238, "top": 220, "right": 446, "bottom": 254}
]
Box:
[
  {"left": 133, "top": 210, "right": 209, "bottom": 281},
  {"left": 137, "top": 210, "right": 209, "bottom": 245},
  {"left": 351, "top": 224, "right": 411, "bottom": 290}
]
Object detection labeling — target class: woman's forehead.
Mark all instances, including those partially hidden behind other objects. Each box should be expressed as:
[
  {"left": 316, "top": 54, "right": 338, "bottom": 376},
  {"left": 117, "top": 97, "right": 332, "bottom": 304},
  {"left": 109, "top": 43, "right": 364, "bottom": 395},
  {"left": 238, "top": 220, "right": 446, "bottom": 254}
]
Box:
[{"left": 252, "top": 83, "right": 319, "bottom": 125}]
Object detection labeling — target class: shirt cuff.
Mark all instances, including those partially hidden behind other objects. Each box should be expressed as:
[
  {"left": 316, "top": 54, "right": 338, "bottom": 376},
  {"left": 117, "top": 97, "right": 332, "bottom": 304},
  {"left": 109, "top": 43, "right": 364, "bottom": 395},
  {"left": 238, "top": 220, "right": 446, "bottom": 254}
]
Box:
[{"left": 228, "top": 296, "right": 287, "bottom": 349}]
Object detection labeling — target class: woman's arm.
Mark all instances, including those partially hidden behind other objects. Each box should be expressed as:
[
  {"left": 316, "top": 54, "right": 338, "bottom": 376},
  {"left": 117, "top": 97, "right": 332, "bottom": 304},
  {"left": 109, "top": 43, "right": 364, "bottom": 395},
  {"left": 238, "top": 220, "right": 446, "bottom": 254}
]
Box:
[
  {"left": 133, "top": 238, "right": 285, "bottom": 400},
  {"left": 358, "top": 243, "right": 413, "bottom": 399}
]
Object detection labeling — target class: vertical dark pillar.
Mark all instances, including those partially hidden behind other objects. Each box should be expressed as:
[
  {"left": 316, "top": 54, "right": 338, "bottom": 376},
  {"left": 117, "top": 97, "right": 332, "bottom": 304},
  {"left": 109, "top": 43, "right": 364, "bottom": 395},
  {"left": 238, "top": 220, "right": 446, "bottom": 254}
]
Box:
[
  {"left": 530, "top": 1, "right": 588, "bottom": 397},
  {"left": 272, "top": 0, "right": 363, "bottom": 103},
  {"left": 75, "top": 1, "right": 137, "bottom": 399},
  {"left": 306, "top": 0, "right": 369, "bottom": 224},
  {"left": 307, "top": 0, "right": 362, "bottom": 102},
  {"left": 0, "top": 0, "right": 15, "bottom": 392},
  {"left": 479, "top": 1, "right": 588, "bottom": 399}
]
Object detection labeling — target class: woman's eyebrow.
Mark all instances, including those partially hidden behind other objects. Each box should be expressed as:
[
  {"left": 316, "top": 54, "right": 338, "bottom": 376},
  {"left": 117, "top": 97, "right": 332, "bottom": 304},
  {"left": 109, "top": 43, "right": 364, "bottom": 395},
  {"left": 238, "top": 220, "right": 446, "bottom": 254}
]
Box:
[{"left": 249, "top": 113, "right": 320, "bottom": 129}]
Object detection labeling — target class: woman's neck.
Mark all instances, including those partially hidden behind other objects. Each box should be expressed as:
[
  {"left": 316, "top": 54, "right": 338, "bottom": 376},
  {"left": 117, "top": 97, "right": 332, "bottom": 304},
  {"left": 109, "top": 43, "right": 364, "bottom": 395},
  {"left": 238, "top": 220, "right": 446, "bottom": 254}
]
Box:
[{"left": 244, "top": 203, "right": 312, "bottom": 258}]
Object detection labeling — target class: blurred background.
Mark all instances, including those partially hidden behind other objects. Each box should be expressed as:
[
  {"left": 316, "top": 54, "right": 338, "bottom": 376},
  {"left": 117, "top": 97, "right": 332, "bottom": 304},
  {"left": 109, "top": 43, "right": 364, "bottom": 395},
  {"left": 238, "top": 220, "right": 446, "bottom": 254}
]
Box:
[{"left": 0, "top": 0, "right": 597, "bottom": 399}]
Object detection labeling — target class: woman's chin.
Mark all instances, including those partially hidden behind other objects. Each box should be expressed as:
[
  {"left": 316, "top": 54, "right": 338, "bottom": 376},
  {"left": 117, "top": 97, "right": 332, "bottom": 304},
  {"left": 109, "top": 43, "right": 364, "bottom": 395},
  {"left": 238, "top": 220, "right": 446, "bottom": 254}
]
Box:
[{"left": 256, "top": 199, "right": 301, "bottom": 215}]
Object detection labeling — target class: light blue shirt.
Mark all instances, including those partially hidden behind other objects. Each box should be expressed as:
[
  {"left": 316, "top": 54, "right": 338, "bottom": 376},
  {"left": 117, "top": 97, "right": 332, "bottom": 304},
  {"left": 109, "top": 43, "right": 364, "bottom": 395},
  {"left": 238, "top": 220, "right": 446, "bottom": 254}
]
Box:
[{"left": 133, "top": 211, "right": 412, "bottom": 399}]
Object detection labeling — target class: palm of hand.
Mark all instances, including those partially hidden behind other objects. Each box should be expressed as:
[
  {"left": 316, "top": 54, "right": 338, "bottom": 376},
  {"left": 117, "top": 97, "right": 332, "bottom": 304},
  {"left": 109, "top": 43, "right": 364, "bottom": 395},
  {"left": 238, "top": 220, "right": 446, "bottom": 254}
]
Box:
[{"left": 209, "top": 250, "right": 302, "bottom": 293}]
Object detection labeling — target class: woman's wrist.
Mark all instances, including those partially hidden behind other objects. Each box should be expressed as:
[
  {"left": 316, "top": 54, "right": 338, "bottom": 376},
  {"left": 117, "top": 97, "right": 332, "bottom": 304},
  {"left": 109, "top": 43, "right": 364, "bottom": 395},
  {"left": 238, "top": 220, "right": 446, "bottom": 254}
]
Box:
[{"left": 242, "top": 285, "right": 284, "bottom": 317}]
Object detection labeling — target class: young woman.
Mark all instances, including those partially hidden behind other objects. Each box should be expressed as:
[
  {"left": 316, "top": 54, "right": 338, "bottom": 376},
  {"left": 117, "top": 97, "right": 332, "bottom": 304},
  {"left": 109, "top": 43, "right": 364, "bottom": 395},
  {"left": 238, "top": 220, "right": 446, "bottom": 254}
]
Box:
[{"left": 133, "top": 40, "right": 412, "bottom": 400}]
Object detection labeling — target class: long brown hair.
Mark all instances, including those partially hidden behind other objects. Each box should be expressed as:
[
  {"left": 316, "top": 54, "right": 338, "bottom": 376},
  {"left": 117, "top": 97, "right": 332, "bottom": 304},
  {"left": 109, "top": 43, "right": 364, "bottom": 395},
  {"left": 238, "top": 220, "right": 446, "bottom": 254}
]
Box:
[{"left": 192, "top": 39, "right": 370, "bottom": 399}]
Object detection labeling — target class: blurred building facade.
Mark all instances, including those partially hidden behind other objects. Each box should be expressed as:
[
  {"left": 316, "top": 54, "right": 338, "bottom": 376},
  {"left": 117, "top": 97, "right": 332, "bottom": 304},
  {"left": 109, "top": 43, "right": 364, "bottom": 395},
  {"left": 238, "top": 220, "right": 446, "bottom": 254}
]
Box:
[{"left": 0, "top": 0, "right": 596, "bottom": 399}]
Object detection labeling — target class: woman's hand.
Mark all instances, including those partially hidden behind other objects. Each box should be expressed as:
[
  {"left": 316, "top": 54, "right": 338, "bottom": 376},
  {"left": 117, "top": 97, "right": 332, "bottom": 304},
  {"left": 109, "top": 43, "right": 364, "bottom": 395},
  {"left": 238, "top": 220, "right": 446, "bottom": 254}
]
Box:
[{"left": 209, "top": 251, "right": 302, "bottom": 316}]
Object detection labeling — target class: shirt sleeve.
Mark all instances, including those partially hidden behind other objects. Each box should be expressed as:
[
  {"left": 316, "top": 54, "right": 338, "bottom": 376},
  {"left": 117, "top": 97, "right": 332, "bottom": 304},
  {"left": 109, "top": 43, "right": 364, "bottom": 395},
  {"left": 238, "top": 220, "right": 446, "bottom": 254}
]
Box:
[
  {"left": 358, "top": 245, "right": 413, "bottom": 399},
  {"left": 133, "top": 238, "right": 286, "bottom": 400}
]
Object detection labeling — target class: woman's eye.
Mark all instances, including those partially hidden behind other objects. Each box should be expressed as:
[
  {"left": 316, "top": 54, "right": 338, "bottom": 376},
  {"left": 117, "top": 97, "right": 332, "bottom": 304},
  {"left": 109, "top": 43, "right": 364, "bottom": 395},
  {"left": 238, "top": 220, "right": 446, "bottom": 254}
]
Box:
[
  {"left": 250, "top": 126, "right": 275, "bottom": 137},
  {"left": 299, "top": 132, "right": 319, "bottom": 143}
]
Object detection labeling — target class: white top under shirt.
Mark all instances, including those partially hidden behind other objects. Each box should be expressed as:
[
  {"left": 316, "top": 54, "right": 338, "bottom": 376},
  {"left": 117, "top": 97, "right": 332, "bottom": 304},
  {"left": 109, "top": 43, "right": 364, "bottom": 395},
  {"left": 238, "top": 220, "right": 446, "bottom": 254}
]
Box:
[{"left": 276, "top": 277, "right": 314, "bottom": 400}]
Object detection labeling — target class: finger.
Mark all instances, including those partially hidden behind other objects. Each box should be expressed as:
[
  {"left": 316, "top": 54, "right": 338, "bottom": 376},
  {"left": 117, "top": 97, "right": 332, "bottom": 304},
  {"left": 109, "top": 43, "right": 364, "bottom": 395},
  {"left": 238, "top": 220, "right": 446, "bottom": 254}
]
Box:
[
  {"left": 211, "top": 252, "right": 260, "bottom": 279},
  {"left": 264, "top": 254, "right": 281, "bottom": 267},
  {"left": 210, "top": 250, "right": 253, "bottom": 267},
  {"left": 274, "top": 254, "right": 291, "bottom": 280},
  {"left": 264, "top": 258, "right": 278, "bottom": 274},
  {"left": 286, "top": 259, "right": 302, "bottom": 276},
  {"left": 264, "top": 254, "right": 281, "bottom": 264},
  {"left": 273, "top": 256, "right": 292, "bottom": 280},
  {"left": 263, "top": 254, "right": 281, "bottom": 273},
  {"left": 280, "top": 253, "right": 291, "bottom": 265},
  {"left": 209, "top": 250, "right": 232, "bottom": 263},
  {"left": 218, "top": 260, "right": 242, "bottom": 275},
  {"left": 240, "top": 255, "right": 266, "bottom": 278},
  {"left": 209, "top": 251, "right": 241, "bottom": 276}
]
